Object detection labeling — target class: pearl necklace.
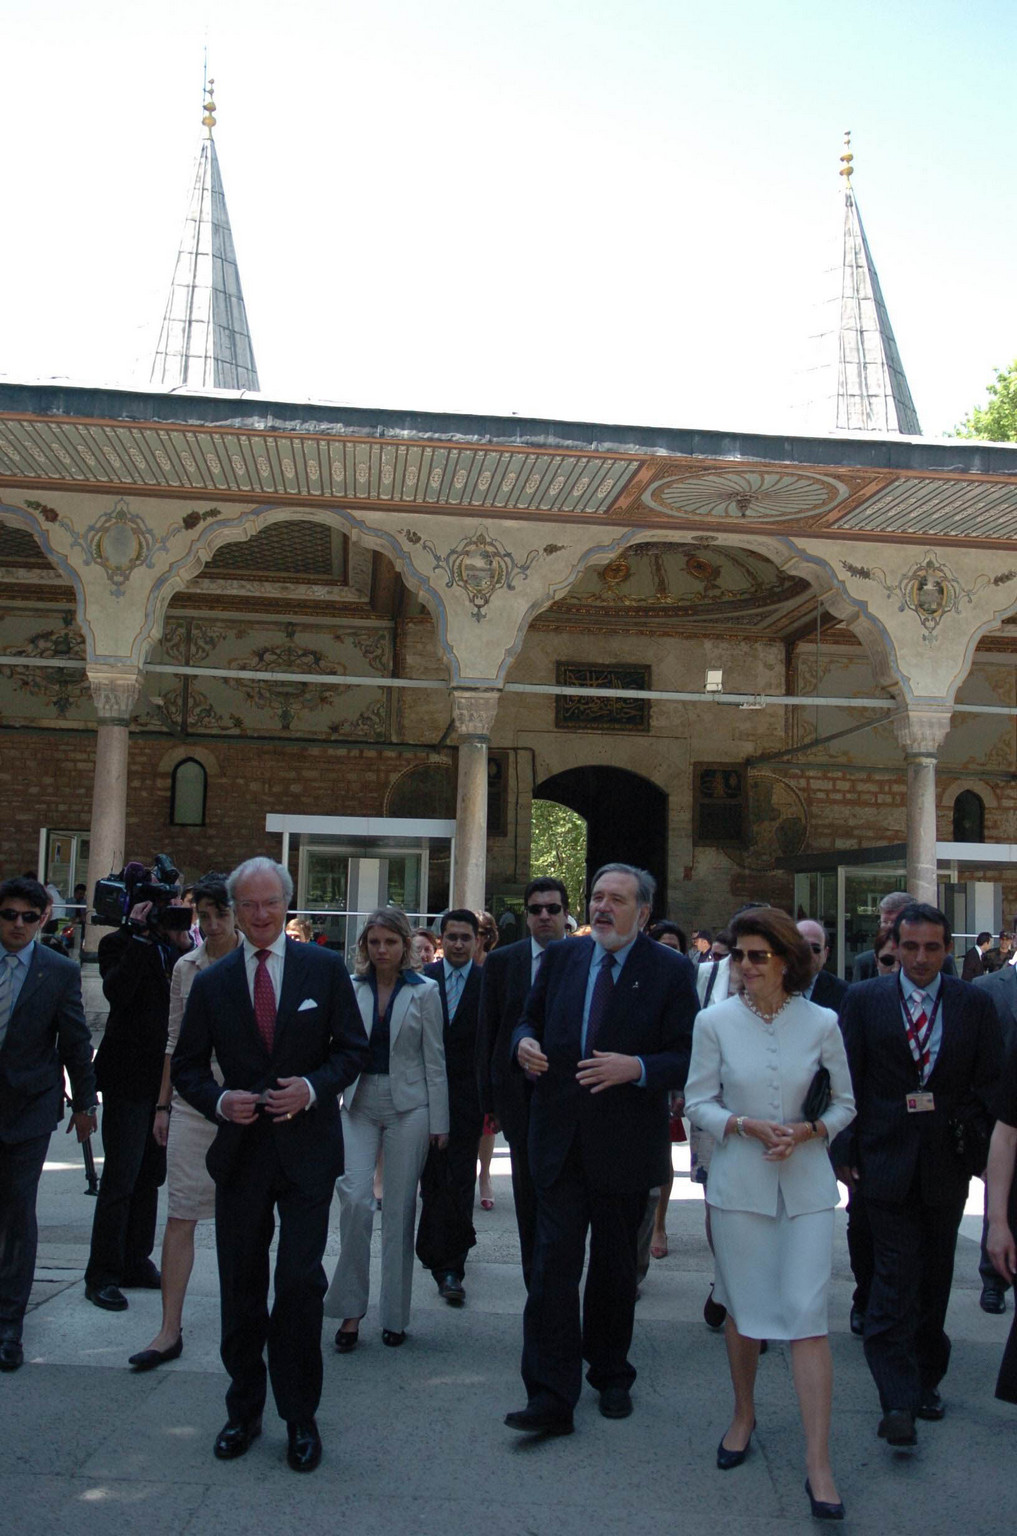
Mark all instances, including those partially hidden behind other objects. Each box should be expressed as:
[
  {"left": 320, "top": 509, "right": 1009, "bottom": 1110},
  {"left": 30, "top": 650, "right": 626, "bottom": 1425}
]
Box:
[{"left": 741, "top": 994, "right": 791, "bottom": 1025}]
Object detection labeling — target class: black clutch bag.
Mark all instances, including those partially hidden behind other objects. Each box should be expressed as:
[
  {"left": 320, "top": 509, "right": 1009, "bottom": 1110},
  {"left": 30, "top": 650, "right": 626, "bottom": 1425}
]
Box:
[{"left": 802, "top": 1066, "right": 832, "bottom": 1123}]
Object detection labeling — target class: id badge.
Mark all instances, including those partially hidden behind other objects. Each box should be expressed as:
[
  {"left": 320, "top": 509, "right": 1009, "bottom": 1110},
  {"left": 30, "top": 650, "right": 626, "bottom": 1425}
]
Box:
[{"left": 905, "top": 1091, "right": 935, "bottom": 1113}]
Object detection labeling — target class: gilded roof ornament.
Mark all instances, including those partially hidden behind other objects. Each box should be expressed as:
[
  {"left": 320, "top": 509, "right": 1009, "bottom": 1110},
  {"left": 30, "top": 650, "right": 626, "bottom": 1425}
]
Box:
[
  {"left": 202, "top": 78, "right": 216, "bottom": 138},
  {"left": 839, "top": 129, "right": 853, "bottom": 182}
]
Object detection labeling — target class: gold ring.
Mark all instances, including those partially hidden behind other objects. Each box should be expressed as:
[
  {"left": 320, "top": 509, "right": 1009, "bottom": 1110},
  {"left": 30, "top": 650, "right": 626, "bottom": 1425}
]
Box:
[{"left": 286, "top": 1112, "right": 293, "bottom": 1120}]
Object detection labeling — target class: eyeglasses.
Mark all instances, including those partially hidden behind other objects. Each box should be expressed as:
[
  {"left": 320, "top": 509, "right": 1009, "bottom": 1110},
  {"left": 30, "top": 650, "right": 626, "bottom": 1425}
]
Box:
[
  {"left": 807, "top": 943, "right": 825, "bottom": 955},
  {"left": 527, "top": 902, "right": 563, "bottom": 915},
  {"left": 730, "top": 947, "right": 775, "bottom": 965},
  {"left": 0, "top": 909, "right": 43, "bottom": 924},
  {"left": 877, "top": 953, "right": 897, "bottom": 966},
  {"left": 236, "top": 898, "right": 284, "bottom": 913}
]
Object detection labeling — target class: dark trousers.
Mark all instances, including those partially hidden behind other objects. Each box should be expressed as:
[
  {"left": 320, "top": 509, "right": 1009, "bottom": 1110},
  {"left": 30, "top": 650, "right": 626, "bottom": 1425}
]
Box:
[
  {"left": 979, "top": 1177, "right": 1017, "bottom": 1291},
  {"left": 507, "top": 1132, "right": 538, "bottom": 1290},
  {"left": 215, "top": 1126, "right": 331, "bottom": 1426},
  {"left": 863, "top": 1180, "right": 967, "bottom": 1413},
  {"left": 428, "top": 1099, "right": 482, "bottom": 1282},
  {"left": 846, "top": 1187, "right": 875, "bottom": 1312},
  {"left": 521, "top": 1137, "right": 646, "bottom": 1411},
  {"left": 0, "top": 1132, "right": 50, "bottom": 1336},
  {"left": 85, "top": 1095, "right": 165, "bottom": 1287}
]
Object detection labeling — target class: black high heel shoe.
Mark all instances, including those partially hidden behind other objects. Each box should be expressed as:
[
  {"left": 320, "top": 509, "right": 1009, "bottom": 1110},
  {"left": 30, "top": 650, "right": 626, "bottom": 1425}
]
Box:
[
  {"left": 805, "top": 1479, "right": 845, "bottom": 1521},
  {"left": 334, "top": 1326, "right": 359, "bottom": 1353},
  {"left": 716, "top": 1420, "right": 754, "bottom": 1470}
]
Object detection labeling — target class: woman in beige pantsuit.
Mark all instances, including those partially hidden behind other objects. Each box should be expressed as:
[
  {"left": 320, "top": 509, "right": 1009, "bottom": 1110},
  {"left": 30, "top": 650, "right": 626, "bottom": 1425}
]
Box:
[{"left": 325, "top": 908, "right": 448, "bottom": 1349}]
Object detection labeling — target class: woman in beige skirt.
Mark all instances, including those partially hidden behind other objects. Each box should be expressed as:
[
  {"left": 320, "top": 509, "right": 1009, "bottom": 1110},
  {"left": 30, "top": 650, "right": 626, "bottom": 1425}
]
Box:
[{"left": 127, "top": 872, "right": 239, "bottom": 1370}]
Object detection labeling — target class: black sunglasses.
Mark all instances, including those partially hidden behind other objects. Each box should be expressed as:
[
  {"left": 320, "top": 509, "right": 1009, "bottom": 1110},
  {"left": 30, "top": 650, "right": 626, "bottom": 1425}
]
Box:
[
  {"left": 877, "top": 953, "right": 897, "bottom": 966},
  {"left": 527, "top": 902, "right": 563, "bottom": 915},
  {"left": 730, "top": 947, "right": 775, "bottom": 965},
  {"left": 0, "top": 909, "right": 43, "bottom": 924}
]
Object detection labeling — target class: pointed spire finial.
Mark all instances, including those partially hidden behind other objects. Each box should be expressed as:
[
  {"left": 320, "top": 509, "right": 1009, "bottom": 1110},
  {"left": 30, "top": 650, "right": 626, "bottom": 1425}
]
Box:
[
  {"left": 202, "top": 77, "right": 216, "bottom": 138},
  {"left": 839, "top": 129, "right": 853, "bottom": 184}
]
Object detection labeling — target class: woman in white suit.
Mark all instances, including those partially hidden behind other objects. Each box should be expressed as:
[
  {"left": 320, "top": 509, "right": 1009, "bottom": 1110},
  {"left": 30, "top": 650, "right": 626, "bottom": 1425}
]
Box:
[
  {"left": 684, "top": 907, "right": 855, "bottom": 1521},
  {"left": 325, "top": 907, "right": 448, "bottom": 1349}
]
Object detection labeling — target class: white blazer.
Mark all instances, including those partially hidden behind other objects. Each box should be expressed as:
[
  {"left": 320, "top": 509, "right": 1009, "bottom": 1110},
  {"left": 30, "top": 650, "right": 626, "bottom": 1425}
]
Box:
[
  {"left": 343, "top": 973, "right": 449, "bottom": 1137},
  {"left": 684, "top": 993, "right": 855, "bottom": 1218}
]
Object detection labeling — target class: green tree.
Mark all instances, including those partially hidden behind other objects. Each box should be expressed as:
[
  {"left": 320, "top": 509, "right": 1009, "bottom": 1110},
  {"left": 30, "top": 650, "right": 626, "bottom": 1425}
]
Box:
[
  {"left": 530, "top": 799, "right": 587, "bottom": 915},
  {"left": 954, "top": 359, "right": 1017, "bottom": 441}
]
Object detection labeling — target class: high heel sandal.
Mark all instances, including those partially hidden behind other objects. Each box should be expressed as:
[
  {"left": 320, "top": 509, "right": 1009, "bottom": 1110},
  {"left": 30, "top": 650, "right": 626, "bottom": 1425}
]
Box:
[
  {"left": 805, "top": 1479, "right": 845, "bottom": 1521},
  {"left": 334, "top": 1322, "right": 360, "bottom": 1353}
]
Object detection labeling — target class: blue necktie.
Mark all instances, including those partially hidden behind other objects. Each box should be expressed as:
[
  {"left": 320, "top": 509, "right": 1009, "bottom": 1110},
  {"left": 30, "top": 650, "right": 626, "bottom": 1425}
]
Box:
[
  {"left": 585, "top": 951, "right": 617, "bottom": 1053},
  {"left": 447, "top": 966, "right": 464, "bottom": 1019},
  {"left": 0, "top": 952, "right": 19, "bottom": 1047}
]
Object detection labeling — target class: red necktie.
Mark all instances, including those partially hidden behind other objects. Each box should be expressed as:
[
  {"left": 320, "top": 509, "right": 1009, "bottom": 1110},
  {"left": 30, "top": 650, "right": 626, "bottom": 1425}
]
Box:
[{"left": 254, "top": 948, "right": 276, "bottom": 1052}]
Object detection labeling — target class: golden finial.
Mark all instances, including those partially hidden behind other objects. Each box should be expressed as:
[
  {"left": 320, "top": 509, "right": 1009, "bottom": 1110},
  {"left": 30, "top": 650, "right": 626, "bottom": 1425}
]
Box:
[
  {"left": 839, "top": 129, "right": 853, "bottom": 181},
  {"left": 202, "top": 77, "right": 216, "bottom": 137}
]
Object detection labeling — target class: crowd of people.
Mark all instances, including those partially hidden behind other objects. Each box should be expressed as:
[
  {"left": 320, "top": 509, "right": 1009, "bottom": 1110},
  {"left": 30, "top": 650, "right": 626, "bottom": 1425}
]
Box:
[{"left": 1, "top": 862, "right": 1016, "bottom": 1516}]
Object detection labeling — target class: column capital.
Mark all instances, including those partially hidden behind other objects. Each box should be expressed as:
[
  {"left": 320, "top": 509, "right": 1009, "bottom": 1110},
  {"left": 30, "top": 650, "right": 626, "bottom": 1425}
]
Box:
[
  {"left": 87, "top": 664, "right": 142, "bottom": 724},
  {"left": 450, "top": 688, "right": 500, "bottom": 742},
  {"left": 892, "top": 705, "right": 953, "bottom": 758}
]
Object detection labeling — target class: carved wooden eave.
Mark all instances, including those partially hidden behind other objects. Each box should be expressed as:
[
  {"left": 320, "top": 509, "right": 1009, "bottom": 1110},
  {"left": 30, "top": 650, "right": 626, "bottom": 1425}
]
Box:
[{"left": 1, "top": 382, "right": 1017, "bottom": 551}]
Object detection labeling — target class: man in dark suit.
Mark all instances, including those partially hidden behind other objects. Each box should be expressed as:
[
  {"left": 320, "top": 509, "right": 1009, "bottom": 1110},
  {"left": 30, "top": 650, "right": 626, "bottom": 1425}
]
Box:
[
  {"left": 0, "top": 877, "right": 96, "bottom": 1370},
  {"left": 834, "top": 901, "right": 1002, "bottom": 1447},
  {"left": 797, "top": 919, "right": 849, "bottom": 1011},
  {"left": 173, "top": 856, "right": 369, "bottom": 1473},
  {"left": 973, "top": 957, "right": 1017, "bottom": 1311},
  {"left": 84, "top": 896, "right": 193, "bottom": 1310},
  {"left": 505, "top": 864, "right": 698, "bottom": 1434},
  {"left": 422, "top": 908, "right": 484, "bottom": 1304},
  {"left": 478, "top": 877, "right": 569, "bottom": 1288}
]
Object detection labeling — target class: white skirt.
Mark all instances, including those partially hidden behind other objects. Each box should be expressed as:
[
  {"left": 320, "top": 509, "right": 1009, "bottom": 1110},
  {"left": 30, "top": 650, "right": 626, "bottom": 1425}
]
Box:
[{"left": 710, "top": 1192, "right": 833, "bottom": 1340}]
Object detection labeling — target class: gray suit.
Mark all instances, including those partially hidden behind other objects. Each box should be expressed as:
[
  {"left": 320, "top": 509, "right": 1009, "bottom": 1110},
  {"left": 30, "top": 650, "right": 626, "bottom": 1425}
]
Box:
[{"left": 0, "top": 942, "right": 94, "bottom": 1337}]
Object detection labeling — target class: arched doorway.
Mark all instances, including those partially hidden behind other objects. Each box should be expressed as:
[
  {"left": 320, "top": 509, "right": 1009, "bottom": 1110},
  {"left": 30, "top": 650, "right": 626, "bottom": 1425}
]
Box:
[{"left": 533, "top": 766, "right": 668, "bottom": 919}]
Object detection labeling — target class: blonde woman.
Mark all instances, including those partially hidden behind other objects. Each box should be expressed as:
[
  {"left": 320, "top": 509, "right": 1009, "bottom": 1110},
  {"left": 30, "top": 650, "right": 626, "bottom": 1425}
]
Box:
[{"left": 325, "top": 908, "right": 447, "bottom": 1348}]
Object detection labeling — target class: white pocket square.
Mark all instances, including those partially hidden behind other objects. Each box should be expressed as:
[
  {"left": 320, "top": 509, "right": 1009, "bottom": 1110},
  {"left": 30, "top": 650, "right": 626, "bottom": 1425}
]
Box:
[{"left": 297, "top": 998, "right": 318, "bottom": 1012}]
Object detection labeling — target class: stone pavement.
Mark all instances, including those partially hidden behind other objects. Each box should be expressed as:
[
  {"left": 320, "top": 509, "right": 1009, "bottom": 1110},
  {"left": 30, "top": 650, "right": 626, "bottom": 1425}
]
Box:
[{"left": 4, "top": 1136, "right": 1014, "bottom": 1536}]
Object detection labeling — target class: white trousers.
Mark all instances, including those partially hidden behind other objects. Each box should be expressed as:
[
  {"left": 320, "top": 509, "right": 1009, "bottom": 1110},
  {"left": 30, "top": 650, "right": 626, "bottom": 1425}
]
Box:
[{"left": 324, "top": 1075, "right": 430, "bottom": 1334}]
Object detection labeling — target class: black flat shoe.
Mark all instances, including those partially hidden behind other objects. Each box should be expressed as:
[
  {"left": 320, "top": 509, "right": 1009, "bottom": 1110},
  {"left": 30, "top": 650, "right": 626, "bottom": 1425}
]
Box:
[
  {"left": 806, "top": 1478, "right": 845, "bottom": 1521},
  {"left": 0, "top": 1339, "right": 24, "bottom": 1371},
  {"left": 877, "top": 1408, "right": 916, "bottom": 1446},
  {"left": 286, "top": 1419, "right": 322, "bottom": 1472},
  {"left": 504, "top": 1405, "right": 575, "bottom": 1435},
  {"left": 916, "top": 1389, "right": 944, "bottom": 1421},
  {"left": 85, "top": 1283, "right": 128, "bottom": 1312},
  {"left": 128, "top": 1335, "right": 183, "bottom": 1371},
  {"left": 382, "top": 1329, "right": 406, "bottom": 1347},
  {"left": 213, "top": 1417, "right": 262, "bottom": 1460},
  {"left": 716, "top": 1422, "right": 754, "bottom": 1470},
  {"left": 334, "top": 1327, "right": 359, "bottom": 1353}
]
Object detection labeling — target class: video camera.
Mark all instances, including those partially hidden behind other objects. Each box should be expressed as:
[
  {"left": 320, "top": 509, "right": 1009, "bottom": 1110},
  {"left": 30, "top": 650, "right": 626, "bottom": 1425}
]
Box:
[{"left": 92, "top": 854, "right": 192, "bottom": 935}]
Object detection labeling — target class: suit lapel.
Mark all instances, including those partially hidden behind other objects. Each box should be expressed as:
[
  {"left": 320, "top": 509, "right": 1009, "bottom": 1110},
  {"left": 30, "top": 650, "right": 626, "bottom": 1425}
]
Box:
[
  {"left": 389, "top": 981, "right": 415, "bottom": 1046},
  {"left": 223, "top": 947, "right": 264, "bottom": 1054},
  {"left": 9, "top": 944, "right": 50, "bottom": 1021},
  {"left": 274, "top": 939, "right": 307, "bottom": 1050}
]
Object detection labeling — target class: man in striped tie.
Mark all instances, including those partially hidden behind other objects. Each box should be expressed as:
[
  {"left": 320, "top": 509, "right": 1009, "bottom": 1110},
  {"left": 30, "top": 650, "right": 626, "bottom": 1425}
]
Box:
[{"left": 835, "top": 901, "right": 1003, "bottom": 1448}]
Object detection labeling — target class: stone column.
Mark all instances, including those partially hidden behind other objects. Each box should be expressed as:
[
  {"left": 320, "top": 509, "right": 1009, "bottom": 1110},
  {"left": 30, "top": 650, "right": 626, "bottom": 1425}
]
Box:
[
  {"left": 893, "top": 707, "right": 953, "bottom": 906},
  {"left": 83, "top": 665, "right": 142, "bottom": 958},
  {"left": 450, "top": 689, "right": 500, "bottom": 912}
]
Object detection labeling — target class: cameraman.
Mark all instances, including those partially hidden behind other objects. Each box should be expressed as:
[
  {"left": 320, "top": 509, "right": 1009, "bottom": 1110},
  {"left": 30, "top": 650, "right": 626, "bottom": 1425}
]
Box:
[{"left": 84, "top": 896, "right": 192, "bottom": 1311}]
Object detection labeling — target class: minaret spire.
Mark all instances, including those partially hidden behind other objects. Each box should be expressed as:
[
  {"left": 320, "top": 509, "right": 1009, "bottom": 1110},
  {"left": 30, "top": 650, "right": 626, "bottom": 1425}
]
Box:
[
  {"left": 150, "top": 77, "right": 260, "bottom": 392},
  {"left": 833, "top": 131, "right": 920, "bottom": 434}
]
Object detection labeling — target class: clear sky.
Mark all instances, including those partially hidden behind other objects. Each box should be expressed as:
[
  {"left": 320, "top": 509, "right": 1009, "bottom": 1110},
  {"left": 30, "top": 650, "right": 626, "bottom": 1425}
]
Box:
[{"left": 2, "top": 0, "right": 1014, "bottom": 437}]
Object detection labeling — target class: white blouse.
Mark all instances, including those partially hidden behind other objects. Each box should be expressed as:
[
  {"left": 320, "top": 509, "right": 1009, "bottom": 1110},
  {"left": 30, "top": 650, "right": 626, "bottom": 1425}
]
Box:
[{"left": 684, "top": 993, "right": 856, "bottom": 1218}]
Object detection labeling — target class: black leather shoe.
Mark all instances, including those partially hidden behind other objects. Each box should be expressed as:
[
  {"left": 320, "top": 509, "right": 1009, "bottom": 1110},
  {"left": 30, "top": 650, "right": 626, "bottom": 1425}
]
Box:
[
  {"left": 286, "top": 1419, "right": 322, "bottom": 1472},
  {"left": 85, "top": 1283, "right": 128, "bottom": 1312},
  {"left": 504, "top": 1405, "right": 575, "bottom": 1435},
  {"left": 382, "top": 1329, "right": 406, "bottom": 1347},
  {"left": 437, "top": 1273, "right": 465, "bottom": 1305},
  {"left": 213, "top": 1417, "right": 262, "bottom": 1460},
  {"left": 599, "top": 1386, "right": 633, "bottom": 1419},
  {"left": 122, "top": 1267, "right": 161, "bottom": 1290},
  {"left": 980, "top": 1285, "right": 1007, "bottom": 1314},
  {"left": 334, "top": 1327, "right": 359, "bottom": 1353},
  {"left": 716, "top": 1421, "right": 754, "bottom": 1470},
  {"left": 0, "top": 1339, "right": 24, "bottom": 1371},
  {"left": 703, "top": 1284, "right": 727, "bottom": 1331},
  {"left": 877, "top": 1408, "right": 916, "bottom": 1446},
  {"left": 128, "top": 1336, "right": 183, "bottom": 1371},
  {"left": 805, "top": 1478, "right": 845, "bottom": 1521},
  {"left": 849, "top": 1305, "right": 865, "bottom": 1336},
  {"left": 916, "top": 1389, "right": 944, "bottom": 1421}
]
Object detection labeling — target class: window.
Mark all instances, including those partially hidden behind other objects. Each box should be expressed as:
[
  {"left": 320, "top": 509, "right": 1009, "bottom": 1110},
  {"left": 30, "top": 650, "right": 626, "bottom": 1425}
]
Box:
[
  {"left": 952, "top": 789, "right": 984, "bottom": 843},
  {"left": 171, "top": 758, "right": 207, "bottom": 826}
]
